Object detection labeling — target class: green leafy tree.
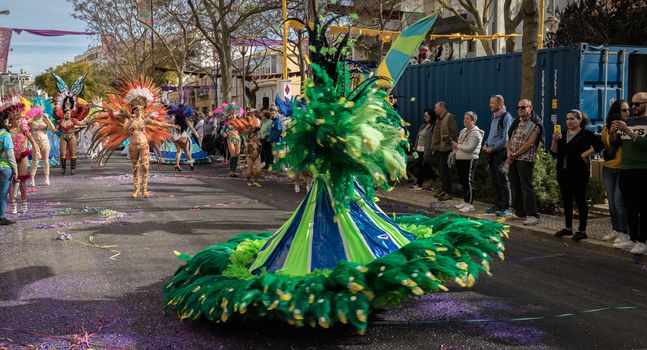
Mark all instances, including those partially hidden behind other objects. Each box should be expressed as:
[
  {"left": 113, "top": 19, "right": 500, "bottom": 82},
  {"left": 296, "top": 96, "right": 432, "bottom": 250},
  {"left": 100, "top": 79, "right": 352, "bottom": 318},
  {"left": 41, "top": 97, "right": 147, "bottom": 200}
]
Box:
[
  {"left": 532, "top": 149, "right": 561, "bottom": 210},
  {"left": 557, "top": 0, "right": 647, "bottom": 46},
  {"left": 34, "top": 61, "right": 112, "bottom": 101}
]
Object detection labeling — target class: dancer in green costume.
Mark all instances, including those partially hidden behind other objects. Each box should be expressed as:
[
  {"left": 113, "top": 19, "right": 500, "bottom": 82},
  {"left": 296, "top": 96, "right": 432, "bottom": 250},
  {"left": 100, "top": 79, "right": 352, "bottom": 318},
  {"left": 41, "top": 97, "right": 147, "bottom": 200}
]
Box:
[{"left": 164, "top": 3, "right": 507, "bottom": 333}]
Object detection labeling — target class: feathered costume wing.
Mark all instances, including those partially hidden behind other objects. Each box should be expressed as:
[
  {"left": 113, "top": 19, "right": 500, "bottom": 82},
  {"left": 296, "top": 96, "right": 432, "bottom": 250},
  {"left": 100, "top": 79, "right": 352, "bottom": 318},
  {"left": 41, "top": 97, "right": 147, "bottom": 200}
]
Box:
[
  {"left": 164, "top": 1, "right": 507, "bottom": 333},
  {"left": 52, "top": 73, "right": 90, "bottom": 122},
  {"left": 89, "top": 77, "right": 170, "bottom": 166}
]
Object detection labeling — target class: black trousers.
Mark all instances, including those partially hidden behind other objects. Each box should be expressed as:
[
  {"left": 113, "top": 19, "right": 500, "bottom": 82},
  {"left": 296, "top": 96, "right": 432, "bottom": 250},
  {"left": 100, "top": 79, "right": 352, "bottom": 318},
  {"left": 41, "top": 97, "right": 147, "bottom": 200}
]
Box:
[
  {"left": 432, "top": 151, "right": 452, "bottom": 193},
  {"left": 414, "top": 151, "right": 436, "bottom": 186},
  {"left": 509, "top": 160, "right": 538, "bottom": 218},
  {"left": 557, "top": 169, "right": 589, "bottom": 232},
  {"left": 619, "top": 169, "right": 647, "bottom": 243},
  {"left": 487, "top": 149, "right": 511, "bottom": 210},
  {"left": 456, "top": 159, "right": 476, "bottom": 204},
  {"left": 261, "top": 140, "right": 273, "bottom": 168}
]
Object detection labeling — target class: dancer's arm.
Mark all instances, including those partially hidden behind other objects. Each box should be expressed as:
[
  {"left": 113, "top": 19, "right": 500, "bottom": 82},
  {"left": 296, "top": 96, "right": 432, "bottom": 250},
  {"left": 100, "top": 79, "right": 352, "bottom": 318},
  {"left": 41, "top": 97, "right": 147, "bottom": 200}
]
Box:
[
  {"left": 187, "top": 120, "right": 201, "bottom": 145},
  {"left": 44, "top": 116, "right": 56, "bottom": 132},
  {"left": 25, "top": 131, "right": 41, "bottom": 159}
]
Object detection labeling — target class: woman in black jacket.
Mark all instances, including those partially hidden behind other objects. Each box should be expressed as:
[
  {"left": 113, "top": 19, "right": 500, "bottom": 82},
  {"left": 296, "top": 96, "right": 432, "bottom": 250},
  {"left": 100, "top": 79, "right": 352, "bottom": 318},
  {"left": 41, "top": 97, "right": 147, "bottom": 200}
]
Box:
[
  {"left": 409, "top": 109, "right": 436, "bottom": 190},
  {"left": 551, "top": 110, "right": 604, "bottom": 241}
]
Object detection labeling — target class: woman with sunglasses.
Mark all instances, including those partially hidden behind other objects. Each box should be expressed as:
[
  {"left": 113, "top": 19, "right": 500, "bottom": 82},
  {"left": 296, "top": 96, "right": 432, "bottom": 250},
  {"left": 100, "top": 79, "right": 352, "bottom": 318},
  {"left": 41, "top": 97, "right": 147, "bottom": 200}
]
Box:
[
  {"left": 599, "top": 100, "right": 630, "bottom": 242},
  {"left": 551, "top": 110, "right": 604, "bottom": 241}
]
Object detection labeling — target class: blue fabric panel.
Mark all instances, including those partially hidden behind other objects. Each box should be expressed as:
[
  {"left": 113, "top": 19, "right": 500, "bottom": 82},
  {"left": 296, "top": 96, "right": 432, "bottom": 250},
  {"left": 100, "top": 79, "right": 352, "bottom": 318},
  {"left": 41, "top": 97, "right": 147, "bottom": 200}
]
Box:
[
  {"left": 310, "top": 187, "right": 347, "bottom": 270},
  {"left": 348, "top": 201, "right": 399, "bottom": 258}
]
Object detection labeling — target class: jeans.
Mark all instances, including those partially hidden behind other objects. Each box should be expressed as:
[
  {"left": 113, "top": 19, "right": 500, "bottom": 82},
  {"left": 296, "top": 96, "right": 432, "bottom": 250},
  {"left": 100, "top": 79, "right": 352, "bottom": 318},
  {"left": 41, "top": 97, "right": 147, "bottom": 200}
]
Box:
[
  {"left": 509, "top": 160, "right": 538, "bottom": 218},
  {"left": 0, "top": 167, "right": 12, "bottom": 219},
  {"left": 487, "top": 149, "right": 511, "bottom": 210},
  {"left": 619, "top": 169, "right": 647, "bottom": 243},
  {"left": 603, "top": 167, "right": 628, "bottom": 233},
  {"left": 456, "top": 159, "right": 475, "bottom": 204},
  {"left": 557, "top": 169, "right": 589, "bottom": 232},
  {"left": 433, "top": 151, "right": 452, "bottom": 193}
]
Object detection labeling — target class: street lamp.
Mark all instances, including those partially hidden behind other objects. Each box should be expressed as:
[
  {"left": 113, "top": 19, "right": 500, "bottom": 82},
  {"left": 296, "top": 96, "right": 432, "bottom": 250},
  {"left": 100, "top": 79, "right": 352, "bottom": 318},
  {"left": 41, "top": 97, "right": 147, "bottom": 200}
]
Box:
[{"left": 544, "top": 15, "right": 560, "bottom": 48}]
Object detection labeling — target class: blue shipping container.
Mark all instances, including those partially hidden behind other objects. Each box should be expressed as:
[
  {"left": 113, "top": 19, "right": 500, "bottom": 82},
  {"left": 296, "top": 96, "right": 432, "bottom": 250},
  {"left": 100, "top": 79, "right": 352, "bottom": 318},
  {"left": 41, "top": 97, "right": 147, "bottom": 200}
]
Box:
[{"left": 394, "top": 43, "right": 647, "bottom": 145}]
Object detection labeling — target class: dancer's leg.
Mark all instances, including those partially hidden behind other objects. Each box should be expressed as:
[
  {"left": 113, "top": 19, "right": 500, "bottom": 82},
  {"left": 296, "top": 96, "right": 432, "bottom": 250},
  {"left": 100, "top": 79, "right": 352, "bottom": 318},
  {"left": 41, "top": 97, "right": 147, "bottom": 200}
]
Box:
[
  {"left": 41, "top": 140, "right": 51, "bottom": 185},
  {"left": 141, "top": 148, "right": 151, "bottom": 198},
  {"left": 129, "top": 147, "right": 141, "bottom": 198},
  {"left": 60, "top": 137, "right": 68, "bottom": 174},
  {"left": 69, "top": 136, "right": 78, "bottom": 175}
]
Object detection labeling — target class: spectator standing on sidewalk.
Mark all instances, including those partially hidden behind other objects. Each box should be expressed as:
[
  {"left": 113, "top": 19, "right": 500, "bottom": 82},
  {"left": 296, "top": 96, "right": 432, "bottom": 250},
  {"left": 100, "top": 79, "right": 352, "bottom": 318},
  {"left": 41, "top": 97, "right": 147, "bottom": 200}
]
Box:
[
  {"left": 0, "top": 112, "right": 17, "bottom": 225},
  {"left": 430, "top": 101, "right": 457, "bottom": 201},
  {"left": 452, "top": 111, "right": 484, "bottom": 213},
  {"left": 507, "top": 99, "right": 543, "bottom": 226},
  {"left": 267, "top": 107, "right": 283, "bottom": 170},
  {"left": 600, "top": 100, "right": 630, "bottom": 242},
  {"left": 260, "top": 109, "right": 272, "bottom": 169},
  {"left": 551, "top": 110, "right": 604, "bottom": 241},
  {"left": 482, "top": 95, "right": 513, "bottom": 216},
  {"left": 612, "top": 92, "right": 647, "bottom": 254},
  {"left": 409, "top": 108, "right": 436, "bottom": 191}
]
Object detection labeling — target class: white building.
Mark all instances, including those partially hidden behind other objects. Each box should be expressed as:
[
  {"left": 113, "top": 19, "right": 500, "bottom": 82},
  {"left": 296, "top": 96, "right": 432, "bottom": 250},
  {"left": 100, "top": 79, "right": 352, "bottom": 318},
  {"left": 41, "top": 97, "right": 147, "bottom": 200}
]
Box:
[
  {"left": 74, "top": 46, "right": 107, "bottom": 66},
  {"left": 0, "top": 70, "right": 33, "bottom": 99}
]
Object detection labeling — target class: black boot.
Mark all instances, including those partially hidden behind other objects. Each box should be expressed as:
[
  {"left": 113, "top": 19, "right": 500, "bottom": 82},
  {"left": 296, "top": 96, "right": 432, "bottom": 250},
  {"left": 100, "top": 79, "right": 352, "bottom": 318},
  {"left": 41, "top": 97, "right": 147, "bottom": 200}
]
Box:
[
  {"left": 70, "top": 158, "right": 76, "bottom": 175},
  {"left": 61, "top": 158, "right": 67, "bottom": 175}
]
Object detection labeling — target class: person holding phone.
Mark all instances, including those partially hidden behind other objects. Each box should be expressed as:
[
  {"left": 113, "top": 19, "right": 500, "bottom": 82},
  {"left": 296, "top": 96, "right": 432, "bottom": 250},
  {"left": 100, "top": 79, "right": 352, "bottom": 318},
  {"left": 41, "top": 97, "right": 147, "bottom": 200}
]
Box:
[
  {"left": 612, "top": 92, "right": 647, "bottom": 254},
  {"left": 600, "top": 100, "right": 630, "bottom": 243},
  {"left": 551, "top": 110, "right": 604, "bottom": 241}
]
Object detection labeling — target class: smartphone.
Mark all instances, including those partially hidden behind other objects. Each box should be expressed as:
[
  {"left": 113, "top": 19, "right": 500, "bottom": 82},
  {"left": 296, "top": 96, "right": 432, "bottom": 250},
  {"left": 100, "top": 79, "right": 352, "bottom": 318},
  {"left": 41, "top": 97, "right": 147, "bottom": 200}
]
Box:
[{"left": 553, "top": 124, "right": 561, "bottom": 134}]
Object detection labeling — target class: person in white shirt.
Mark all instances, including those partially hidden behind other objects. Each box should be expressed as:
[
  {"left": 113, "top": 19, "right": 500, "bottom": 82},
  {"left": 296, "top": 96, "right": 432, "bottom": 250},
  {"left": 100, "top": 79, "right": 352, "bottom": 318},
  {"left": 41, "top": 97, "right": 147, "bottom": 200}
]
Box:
[{"left": 452, "top": 111, "right": 484, "bottom": 213}]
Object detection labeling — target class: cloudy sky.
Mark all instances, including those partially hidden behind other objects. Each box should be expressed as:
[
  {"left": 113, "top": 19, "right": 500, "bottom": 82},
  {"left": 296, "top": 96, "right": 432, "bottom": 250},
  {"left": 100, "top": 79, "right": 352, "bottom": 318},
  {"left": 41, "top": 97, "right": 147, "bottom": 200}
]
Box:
[{"left": 2, "top": 0, "right": 95, "bottom": 77}]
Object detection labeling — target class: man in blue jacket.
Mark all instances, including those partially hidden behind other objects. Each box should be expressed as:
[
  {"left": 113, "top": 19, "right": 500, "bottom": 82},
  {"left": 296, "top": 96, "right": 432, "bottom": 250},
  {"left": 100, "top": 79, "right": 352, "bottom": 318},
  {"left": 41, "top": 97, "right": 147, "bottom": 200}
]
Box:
[
  {"left": 267, "top": 107, "right": 283, "bottom": 170},
  {"left": 482, "top": 95, "right": 513, "bottom": 216}
]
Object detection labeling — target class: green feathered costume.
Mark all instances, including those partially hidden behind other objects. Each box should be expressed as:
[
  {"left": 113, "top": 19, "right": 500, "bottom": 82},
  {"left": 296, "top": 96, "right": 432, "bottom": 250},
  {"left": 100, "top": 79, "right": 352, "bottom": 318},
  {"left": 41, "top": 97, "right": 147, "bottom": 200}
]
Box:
[{"left": 164, "top": 5, "right": 507, "bottom": 334}]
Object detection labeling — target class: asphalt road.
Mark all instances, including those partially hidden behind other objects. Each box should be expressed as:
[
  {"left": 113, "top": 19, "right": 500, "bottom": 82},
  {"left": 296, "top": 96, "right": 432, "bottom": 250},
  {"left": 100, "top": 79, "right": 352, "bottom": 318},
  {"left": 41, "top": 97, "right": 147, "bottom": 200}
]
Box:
[{"left": 0, "top": 158, "right": 646, "bottom": 350}]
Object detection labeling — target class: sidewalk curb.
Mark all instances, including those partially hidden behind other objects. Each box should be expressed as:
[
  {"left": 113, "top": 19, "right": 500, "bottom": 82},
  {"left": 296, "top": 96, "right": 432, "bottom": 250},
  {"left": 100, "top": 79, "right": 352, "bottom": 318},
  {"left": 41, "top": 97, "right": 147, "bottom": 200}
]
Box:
[{"left": 377, "top": 192, "right": 643, "bottom": 262}]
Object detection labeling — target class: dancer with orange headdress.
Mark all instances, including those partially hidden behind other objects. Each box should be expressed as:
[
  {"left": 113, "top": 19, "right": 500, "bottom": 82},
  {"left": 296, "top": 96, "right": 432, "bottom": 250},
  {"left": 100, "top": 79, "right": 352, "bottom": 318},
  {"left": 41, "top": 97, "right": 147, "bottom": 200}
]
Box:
[{"left": 89, "top": 77, "right": 178, "bottom": 198}]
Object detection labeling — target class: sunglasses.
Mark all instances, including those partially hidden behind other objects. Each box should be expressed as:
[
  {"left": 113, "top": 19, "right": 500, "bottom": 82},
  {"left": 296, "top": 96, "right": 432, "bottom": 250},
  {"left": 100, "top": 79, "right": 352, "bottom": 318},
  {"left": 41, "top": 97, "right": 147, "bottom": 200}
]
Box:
[
  {"left": 516, "top": 106, "right": 530, "bottom": 110},
  {"left": 631, "top": 101, "right": 647, "bottom": 107}
]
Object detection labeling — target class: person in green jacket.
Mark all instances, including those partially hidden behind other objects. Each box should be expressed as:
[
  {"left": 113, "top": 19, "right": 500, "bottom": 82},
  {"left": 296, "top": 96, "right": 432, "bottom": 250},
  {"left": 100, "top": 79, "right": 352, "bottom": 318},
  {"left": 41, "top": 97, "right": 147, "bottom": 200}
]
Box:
[{"left": 612, "top": 92, "right": 647, "bottom": 254}]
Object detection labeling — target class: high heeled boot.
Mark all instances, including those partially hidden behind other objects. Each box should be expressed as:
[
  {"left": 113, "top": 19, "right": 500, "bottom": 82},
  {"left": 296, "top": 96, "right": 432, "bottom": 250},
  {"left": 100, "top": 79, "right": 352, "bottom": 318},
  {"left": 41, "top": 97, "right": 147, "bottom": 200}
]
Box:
[
  {"left": 70, "top": 158, "right": 77, "bottom": 175},
  {"left": 61, "top": 158, "right": 67, "bottom": 175}
]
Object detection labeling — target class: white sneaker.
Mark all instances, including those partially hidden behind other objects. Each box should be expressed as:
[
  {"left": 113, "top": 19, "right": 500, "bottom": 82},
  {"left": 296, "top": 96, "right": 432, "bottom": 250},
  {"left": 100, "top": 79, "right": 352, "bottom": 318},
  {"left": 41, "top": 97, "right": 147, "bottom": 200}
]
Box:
[
  {"left": 613, "top": 234, "right": 634, "bottom": 249},
  {"left": 601, "top": 231, "right": 620, "bottom": 241},
  {"left": 523, "top": 216, "right": 539, "bottom": 226},
  {"left": 459, "top": 204, "right": 475, "bottom": 213},
  {"left": 30, "top": 178, "right": 36, "bottom": 187},
  {"left": 409, "top": 184, "right": 423, "bottom": 191},
  {"left": 511, "top": 213, "right": 527, "bottom": 221},
  {"left": 454, "top": 202, "right": 467, "bottom": 209},
  {"left": 629, "top": 242, "right": 647, "bottom": 254},
  {"left": 45, "top": 176, "right": 50, "bottom": 186}
]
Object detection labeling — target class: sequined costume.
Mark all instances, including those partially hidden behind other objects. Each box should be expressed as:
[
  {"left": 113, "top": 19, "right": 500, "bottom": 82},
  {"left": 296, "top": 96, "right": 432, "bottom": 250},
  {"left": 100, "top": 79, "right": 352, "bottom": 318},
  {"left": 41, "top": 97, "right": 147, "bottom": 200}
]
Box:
[
  {"left": 89, "top": 77, "right": 174, "bottom": 198},
  {"left": 1, "top": 96, "right": 39, "bottom": 214},
  {"left": 52, "top": 73, "right": 89, "bottom": 175}
]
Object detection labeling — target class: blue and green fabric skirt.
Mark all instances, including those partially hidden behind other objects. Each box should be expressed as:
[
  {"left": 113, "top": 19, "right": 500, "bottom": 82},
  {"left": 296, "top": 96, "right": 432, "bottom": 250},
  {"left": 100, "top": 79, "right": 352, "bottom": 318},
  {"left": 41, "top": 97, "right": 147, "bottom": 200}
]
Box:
[
  {"left": 164, "top": 177, "right": 507, "bottom": 332},
  {"left": 151, "top": 139, "right": 211, "bottom": 165}
]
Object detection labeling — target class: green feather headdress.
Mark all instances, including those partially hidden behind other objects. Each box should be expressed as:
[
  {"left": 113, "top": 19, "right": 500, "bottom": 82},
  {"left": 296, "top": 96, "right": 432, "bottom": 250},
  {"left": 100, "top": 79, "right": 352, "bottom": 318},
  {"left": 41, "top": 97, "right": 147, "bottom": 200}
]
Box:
[{"left": 275, "top": 1, "right": 410, "bottom": 208}]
